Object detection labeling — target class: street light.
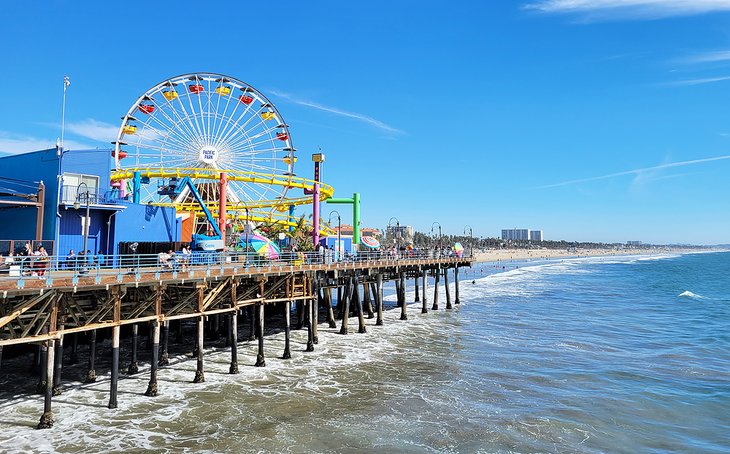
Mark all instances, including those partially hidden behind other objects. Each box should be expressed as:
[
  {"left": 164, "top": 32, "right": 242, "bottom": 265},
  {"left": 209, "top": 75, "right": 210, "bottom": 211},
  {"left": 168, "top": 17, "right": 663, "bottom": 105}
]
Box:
[
  {"left": 464, "top": 225, "right": 473, "bottom": 258},
  {"left": 388, "top": 217, "right": 400, "bottom": 257},
  {"left": 329, "top": 210, "right": 341, "bottom": 261},
  {"left": 73, "top": 182, "right": 92, "bottom": 260}
]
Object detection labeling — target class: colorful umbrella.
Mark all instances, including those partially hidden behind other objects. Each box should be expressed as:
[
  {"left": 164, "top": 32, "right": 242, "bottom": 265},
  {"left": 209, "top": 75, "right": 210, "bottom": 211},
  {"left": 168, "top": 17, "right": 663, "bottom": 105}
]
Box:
[
  {"left": 360, "top": 236, "right": 381, "bottom": 249},
  {"left": 453, "top": 242, "right": 464, "bottom": 258},
  {"left": 240, "top": 233, "right": 280, "bottom": 259}
]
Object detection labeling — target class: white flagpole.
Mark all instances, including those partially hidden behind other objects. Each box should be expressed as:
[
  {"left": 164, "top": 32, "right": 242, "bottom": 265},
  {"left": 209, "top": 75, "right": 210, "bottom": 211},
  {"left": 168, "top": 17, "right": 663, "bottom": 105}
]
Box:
[{"left": 59, "top": 75, "right": 70, "bottom": 156}]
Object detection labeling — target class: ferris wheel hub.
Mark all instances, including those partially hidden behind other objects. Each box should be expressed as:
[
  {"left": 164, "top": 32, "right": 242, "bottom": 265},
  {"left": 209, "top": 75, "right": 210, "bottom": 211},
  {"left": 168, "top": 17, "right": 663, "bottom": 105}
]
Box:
[{"left": 199, "top": 145, "right": 219, "bottom": 165}]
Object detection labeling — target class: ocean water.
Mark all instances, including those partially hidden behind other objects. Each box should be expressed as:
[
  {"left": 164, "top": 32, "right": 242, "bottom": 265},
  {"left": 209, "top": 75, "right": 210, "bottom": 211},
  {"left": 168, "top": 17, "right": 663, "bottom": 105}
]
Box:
[{"left": 0, "top": 251, "right": 728, "bottom": 453}]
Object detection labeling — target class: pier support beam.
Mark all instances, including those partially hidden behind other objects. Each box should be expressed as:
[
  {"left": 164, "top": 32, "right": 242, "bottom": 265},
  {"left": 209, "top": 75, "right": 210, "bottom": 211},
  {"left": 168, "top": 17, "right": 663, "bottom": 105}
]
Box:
[
  {"left": 128, "top": 324, "right": 139, "bottom": 374},
  {"left": 160, "top": 322, "right": 170, "bottom": 366},
  {"left": 375, "top": 274, "right": 384, "bottom": 326},
  {"left": 248, "top": 306, "right": 255, "bottom": 341},
  {"left": 109, "top": 325, "right": 120, "bottom": 409},
  {"left": 36, "top": 339, "right": 55, "bottom": 429},
  {"left": 432, "top": 266, "right": 440, "bottom": 311},
  {"left": 85, "top": 329, "right": 97, "bottom": 383},
  {"left": 312, "top": 275, "right": 319, "bottom": 344},
  {"left": 36, "top": 341, "right": 47, "bottom": 394},
  {"left": 421, "top": 270, "right": 428, "bottom": 314},
  {"left": 255, "top": 303, "right": 266, "bottom": 367},
  {"left": 400, "top": 272, "right": 408, "bottom": 321},
  {"left": 306, "top": 299, "right": 315, "bottom": 352},
  {"left": 70, "top": 333, "right": 79, "bottom": 365},
  {"left": 353, "top": 275, "right": 367, "bottom": 334},
  {"left": 415, "top": 273, "right": 420, "bottom": 302},
  {"left": 282, "top": 301, "right": 292, "bottom": 359},
  {"left": 145, "top": 321, "right": 160, "bottom": 396},
  {"left": 444, "top": 268, "right": 452, "bottom": 310},
  {"left": 193, "top": 316, "right": 205, "bottom": 383},
  {"left": 455, "top": 267, "right": 461, "bottom": 305},
  {"left": 52, "top": 328, "right": 63, "bottom": 396},
  {"left": 229, "top": 311, "right": 239, "bottom": 374},
  {"left": 325, "top": 287, "right": 336, "bottom": 328},
  {"left": 339, "top": 277, "right": 351, "bottom": 335},
  {"left": 363, "top": 282, "right": 374, "bottom": 318}
]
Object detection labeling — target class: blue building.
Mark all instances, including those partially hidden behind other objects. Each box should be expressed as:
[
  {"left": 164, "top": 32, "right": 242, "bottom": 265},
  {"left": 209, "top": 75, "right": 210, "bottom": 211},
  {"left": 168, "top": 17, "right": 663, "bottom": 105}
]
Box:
[{"left": 0, "top": 147, "right": 181, "bottom": 257}]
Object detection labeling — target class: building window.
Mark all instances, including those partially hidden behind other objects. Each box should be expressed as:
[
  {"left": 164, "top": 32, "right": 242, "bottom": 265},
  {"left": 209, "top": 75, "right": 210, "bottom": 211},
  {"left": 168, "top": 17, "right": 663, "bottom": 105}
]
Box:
[{"left": 61, "top": 173, "right": 99, "bottom": 204}]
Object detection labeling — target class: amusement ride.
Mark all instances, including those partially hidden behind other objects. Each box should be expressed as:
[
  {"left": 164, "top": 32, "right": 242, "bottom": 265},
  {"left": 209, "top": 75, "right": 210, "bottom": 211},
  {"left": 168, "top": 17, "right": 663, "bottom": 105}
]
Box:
[{"left": 109, "top": 72, "right": 334, "bottom": 250}]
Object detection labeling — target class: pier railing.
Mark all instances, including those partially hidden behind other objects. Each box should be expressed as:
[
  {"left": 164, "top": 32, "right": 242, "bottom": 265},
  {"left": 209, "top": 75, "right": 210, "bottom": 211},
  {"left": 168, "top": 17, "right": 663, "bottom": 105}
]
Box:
[{"left": 0, "top": 248, "right": 471, "bottom": 290}]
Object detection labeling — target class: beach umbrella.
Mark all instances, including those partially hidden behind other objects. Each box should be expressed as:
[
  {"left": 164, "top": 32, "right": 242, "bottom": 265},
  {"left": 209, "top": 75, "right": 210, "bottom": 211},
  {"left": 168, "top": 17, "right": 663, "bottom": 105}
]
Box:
[
  {"left": 360, "top": 236, "right": 381, "bottom": 249},
  {"left": 240, "top": 233, "right": 280, "bottom": 259},
  {"left": 453, "top": 242, "right": 464, "bottom": 258}
]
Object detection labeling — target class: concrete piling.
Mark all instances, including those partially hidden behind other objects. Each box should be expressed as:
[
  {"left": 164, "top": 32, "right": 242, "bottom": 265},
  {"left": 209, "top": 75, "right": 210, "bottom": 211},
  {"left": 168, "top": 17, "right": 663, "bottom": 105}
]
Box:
[
  {"left": 432, "top": 266, "right": 440, "bottom": 310},
  {"left": 282, "top": 300, "right": 292, "bottom": 359},
  {"left": 193, "top": 316, "right": 205, "bottom": 383},
  {"left": 145, "top": 321, "right": 160, "bottom": 396},
  {"left": 36, "top": 339, "right": 55, "bottom": 429},
  {"left": 400, "top": 272, "right": 408, "bottom": 321},
  {"left": 375, "top": 273, "right": 384, "bottom": 326},
  {"left": 229, "top": 311, "right": 239, "bottom": 374},
  {"left": 255, "top": 303, "right": 266, "bottom": 367},
  {"left": 109, "top": 325, "right": 120, "bottom": 409},
  {"left": 444, "top": 268, "right": 452, "bottom": 310},
  {"left": 85, "top": 329, "right": 97, "bottom": 383},
  {"left": 128, "top": 324, "right": 139, "bottom": 374},
  {"left": 353, "top": 275, "right": 367, "bottom": 334},
  {"left": 421, "top": 270, "right": 428, "bottom": 314}
]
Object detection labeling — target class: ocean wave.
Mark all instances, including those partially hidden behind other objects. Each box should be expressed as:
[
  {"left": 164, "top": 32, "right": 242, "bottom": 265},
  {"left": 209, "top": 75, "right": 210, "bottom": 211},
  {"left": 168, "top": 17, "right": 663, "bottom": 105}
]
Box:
[{"left": 678, "top": 290, "right": 708, "bottom": 300}]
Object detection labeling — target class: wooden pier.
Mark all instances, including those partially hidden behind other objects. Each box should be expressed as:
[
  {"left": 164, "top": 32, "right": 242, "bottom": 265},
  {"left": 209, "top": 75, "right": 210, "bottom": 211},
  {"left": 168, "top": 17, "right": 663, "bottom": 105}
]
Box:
[{"left": 0, "top": 255, "right": 472, "bottom": 429}]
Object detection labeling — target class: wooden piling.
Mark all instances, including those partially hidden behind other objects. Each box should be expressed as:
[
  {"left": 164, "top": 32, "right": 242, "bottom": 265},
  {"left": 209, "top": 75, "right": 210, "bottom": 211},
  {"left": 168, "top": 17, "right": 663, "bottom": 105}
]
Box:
[
  {"left": 36, "top": 339, "right": 55, "bottom": 429},
  {"left": 352, "top": 275, "right": 367, "bottom": 333},
  {"left": 229, "top": 310, "right": 239, "bottom": 374},
  {"left": 400, "top": 271, "right": 408, "bottom": 321},
  {"left": 325, "top": 287, "right": 336, "bottom": 328},
  {"left": 455, "top": 266, "right": 461, "bottom": 304},
  {"left": 145, "top": 321, "right": 160, "bottom": 396},
  {"left": 85, "top": 329, "right": 97, "bottom": 383},
  {"left": 421, "top": 269, "right": 428, "bottom": 314},
  {"left": 363, "top": 282, "right": 374, "bottom": 318},
  {"left": 159, "top": 322, "right": 170, "bottom": 366},
  {"left": 339, "top": 277, "right": 351, "bottom": 335},
  {"left": 415, "top": 272, "right": 420, "bottom": 302},
  {"left": 109, "top": 325, "right": 120, "bottom": 409},
  {"left": 193, "top": 316, "right": 205, "bottom": 383},
  {"left": 375, "top": 273, "right": 384, "bottom": 326},
  {"left": 432, "top": 266, "right": 440, "bottom": 310},
  {"left": 128, "top": 324, "right": 139, "bottom": 374},
  {"left": 52, "top": 327, "right": 63, "bottom": 396},
  {"left": 255, "top": 303, "right": 266, "bottom": 367},
  {"left": 248, "top": 306, "right": 255, "bottom": 341},
  {"left": 444, "top": 267, "right": 452, "bottom": 310},
  {"left": 36, "top": 332, "right": 48, "bottom": 394},
  {"left": 282, "top": 300, "right": 292, "bottom": 359},
  {"left": 306, "top": 299, "right": 315, "bottom": 352}
]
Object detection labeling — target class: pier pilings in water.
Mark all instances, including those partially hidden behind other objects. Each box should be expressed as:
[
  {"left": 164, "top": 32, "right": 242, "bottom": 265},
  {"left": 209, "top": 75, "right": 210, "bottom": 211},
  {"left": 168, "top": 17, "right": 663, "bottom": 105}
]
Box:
[{"left": 0, "top": 257, "right": 471, "bottom": 429}]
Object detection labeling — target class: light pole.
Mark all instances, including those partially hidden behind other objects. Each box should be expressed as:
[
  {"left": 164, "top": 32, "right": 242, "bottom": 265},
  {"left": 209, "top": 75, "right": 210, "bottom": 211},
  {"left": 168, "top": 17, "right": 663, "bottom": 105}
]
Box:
[
  {"left": 73, "top": 182, "right": 91, "bottom": 260},
  {"left": 59, "top": 76, "right": 70, "bottom": 157},
  {"left": 464, "top": 225, "right": 473, "bottom": 258},
  {"left": 431, "top": 221, "right": 442, "bottom": 258},
  {"left": 329, "top": 210, "right": 341, "bottom": 261},
  {"left": 388, "top": 217, "right": 400, "bottom": 257}
]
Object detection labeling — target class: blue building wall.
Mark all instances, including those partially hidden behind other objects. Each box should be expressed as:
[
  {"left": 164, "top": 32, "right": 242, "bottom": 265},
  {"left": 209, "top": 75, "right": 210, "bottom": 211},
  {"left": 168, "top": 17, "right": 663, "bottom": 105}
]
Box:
[
  {"left": 111, "top": 203, "right": 180, "bottom": 254},
  {"left": 0, "top": 148, "right": 59, "bottom": 241}
]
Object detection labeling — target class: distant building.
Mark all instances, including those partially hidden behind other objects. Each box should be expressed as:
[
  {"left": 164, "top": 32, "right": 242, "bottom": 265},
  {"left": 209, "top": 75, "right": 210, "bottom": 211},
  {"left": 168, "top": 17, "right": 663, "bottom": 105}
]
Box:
[
  {"left": 529, "top": 230, "right": 543, "bottom": 242},
  {"left": 386, "top": 225, "right": 414, "bottom": 245},
  {"left": 627, "top": 241, "right": 642, "bottom": 246},
  {"left": 334, "top": 224, "right": 380, "bottom": 238},
  {"left": 501, "top": 228, "right": 530, "bottom": 241}
]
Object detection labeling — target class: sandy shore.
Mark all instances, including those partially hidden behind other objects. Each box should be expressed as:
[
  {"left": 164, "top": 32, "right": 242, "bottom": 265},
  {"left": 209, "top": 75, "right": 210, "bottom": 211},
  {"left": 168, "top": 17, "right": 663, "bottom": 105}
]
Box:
[{"left": 472, "top": 247, "right": 700, "bottom": 263}]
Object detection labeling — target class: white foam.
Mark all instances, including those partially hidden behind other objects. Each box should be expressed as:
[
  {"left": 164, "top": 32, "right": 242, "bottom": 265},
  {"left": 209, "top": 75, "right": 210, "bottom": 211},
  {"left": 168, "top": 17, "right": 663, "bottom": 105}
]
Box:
[{"left": 678, "top": 290, "right": 707, "bottom": 300}]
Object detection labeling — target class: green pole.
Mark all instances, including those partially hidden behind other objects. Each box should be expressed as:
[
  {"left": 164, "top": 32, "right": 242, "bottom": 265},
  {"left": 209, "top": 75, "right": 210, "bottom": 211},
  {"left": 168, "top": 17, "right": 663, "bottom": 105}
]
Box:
[{"left": 326, "top": 193, "right": 361, "bottom": 245}]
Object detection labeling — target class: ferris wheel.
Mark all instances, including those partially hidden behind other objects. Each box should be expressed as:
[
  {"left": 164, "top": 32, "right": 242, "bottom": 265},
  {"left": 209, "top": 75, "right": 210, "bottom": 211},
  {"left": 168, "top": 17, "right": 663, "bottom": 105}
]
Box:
[{"left": 111, "top": 72, "right": 299, "bottom": 218}]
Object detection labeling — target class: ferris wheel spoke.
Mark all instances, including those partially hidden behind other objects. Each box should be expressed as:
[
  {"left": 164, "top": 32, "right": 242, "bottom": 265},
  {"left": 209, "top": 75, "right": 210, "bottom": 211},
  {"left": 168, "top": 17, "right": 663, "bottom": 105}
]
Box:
[
  {"left": 211, "top": 82, "right": 236, "bottom": 147},
  {"left": 213, "top": 97, "right": 262, "bottom": 151},
  {"left": 180, "top": 84, "right": 206, "bottom": 146},
  {"left": 150, "top": 99, "right": 202, "bottom": 151},
  {"left": 134, "top": 117, "right": 195, "bottom": 153}
]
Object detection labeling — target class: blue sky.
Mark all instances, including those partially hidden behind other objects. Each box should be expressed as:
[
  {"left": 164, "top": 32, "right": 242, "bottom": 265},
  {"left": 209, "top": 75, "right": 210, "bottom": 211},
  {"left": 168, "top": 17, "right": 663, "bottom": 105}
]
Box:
[{"left": 1, "top": 0, "right": 729, "bottom": 244}]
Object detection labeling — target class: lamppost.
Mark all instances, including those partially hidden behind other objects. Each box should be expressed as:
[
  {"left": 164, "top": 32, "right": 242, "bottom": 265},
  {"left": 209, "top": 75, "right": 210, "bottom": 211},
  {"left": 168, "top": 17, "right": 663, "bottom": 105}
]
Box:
[
  {"left": 388, "top": 216, "right": 400, "bottom": 258},
  {"left": 431, "top": 221, "right": 442, "bottom": 258},
  {"left": 329, "top": 210, "right": 341, "bottom": 261},
  {"left": 464, "top": 225, "right": 473, "bottom": 258},
  {"left": 73, "top": 182, "right": 91, "bottom": 260}
]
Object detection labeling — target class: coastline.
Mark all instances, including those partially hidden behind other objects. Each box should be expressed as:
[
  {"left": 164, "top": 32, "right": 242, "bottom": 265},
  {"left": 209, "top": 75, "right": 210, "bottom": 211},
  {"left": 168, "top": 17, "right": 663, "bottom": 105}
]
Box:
[{"left": 472, "top": 247, "right": 720, "bottom": 263}]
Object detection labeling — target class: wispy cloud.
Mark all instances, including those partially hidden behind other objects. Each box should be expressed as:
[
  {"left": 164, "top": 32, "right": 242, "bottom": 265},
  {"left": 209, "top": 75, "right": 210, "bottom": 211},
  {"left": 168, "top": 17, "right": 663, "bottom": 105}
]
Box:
[
  {"left": 269, "top": 90, "right": 403, "bottom": 135},
  {"left": 524, "top": 0, "right": 730, "bottom": 19},
  {"left": 679, "top": 49, "right": 730, "bottom": 64},
  {"left": 66, "top": 119, "right": 119, "bottom": 143},
  {"left": 666, "top": 75, "right": 730, "bottom": 86},
  {"left": 535, "top": 154, "right": 730, "bottom": 189},
  {"left": 0, "top": 131, "right": 90, "bottom": 155}
]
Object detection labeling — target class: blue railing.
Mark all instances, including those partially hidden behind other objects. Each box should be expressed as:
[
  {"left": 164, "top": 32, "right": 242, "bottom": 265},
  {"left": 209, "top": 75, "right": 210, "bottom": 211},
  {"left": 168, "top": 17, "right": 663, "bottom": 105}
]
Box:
[{"left": 0, "top": 248, "right": 470, "bottom": 289}]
